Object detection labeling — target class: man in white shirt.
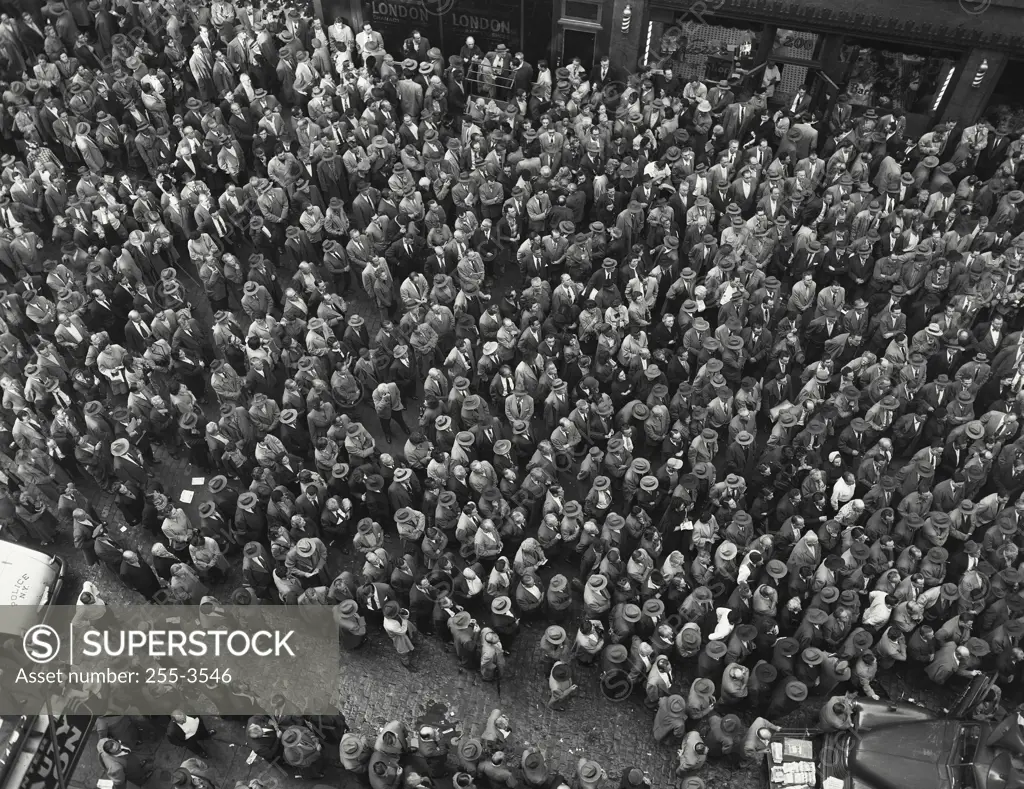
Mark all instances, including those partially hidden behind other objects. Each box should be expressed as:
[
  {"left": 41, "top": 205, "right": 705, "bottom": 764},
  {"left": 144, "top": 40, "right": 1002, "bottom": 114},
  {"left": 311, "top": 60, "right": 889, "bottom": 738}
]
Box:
[
  {"left": 830, "top": 472, "right": 857, "bottom": 511},
  {"left": 355, "top": 23, "right": 383, "bottom": 61},
  {"left": 862, "top": 590, "right": 895, "bottom": 630}
]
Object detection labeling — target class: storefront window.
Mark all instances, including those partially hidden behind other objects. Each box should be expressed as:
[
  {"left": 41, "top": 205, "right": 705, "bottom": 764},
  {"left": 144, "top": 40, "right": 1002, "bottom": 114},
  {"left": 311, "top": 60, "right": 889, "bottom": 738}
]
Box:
[
  {"left": 985, "top": 59, "right": 1024, "bottom": 129},
  {"left": 770, "top": 29, "right": 820, "bottom": 104},
  {"left": 646, "top": 18, "right": 762, "bottom": 83},
  {"left": 839, "top": 41, "right": 957, "bottom": 116}
]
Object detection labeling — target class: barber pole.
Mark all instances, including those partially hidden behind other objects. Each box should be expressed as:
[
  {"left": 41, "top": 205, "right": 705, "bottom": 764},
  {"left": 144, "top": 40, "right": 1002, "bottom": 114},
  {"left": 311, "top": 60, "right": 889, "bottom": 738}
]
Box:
[{"left": 972, "top": 58, "right": 988, "bottom": 88}]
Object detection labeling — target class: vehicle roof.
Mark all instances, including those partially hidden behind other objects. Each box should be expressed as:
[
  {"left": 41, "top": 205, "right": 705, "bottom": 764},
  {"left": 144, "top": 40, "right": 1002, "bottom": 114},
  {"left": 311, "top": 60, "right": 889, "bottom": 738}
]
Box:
[
  {"left": 0, "top": 542, "right": 59, "bottom": 635},
  {"left": 850, "top": 720, "right": 958, "bottom": 789}
]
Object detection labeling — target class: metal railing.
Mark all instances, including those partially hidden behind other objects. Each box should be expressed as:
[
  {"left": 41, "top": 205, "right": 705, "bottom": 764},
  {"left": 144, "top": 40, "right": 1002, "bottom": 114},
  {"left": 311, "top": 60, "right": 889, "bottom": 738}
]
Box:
[{"left": 462, "top": 69, "right": 517, "bottom": 99}]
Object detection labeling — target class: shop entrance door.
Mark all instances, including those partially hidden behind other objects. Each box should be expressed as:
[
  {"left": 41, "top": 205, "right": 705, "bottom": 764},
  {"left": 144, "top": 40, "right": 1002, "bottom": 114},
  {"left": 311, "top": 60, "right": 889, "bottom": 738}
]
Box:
[{"left": 561, "top": 28, "right": 596, "bottom": 70}]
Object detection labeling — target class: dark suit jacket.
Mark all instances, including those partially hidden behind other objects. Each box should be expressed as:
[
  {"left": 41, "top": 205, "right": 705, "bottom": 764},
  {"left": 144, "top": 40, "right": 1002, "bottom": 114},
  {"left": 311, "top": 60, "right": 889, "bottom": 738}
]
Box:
[
  {"left": 245, "top": 367, "right": 280, "bottom": 399},
  {"left": 124, "top": 322, "right": 152, "bottom": 354},
  {"left": 387, "top": 480, "right": 417, "bottom": 514},
  {"left": 295, "top": 492, "right": 323, "bottom": 525},
  {"left": 113, "top": 453, "right": 148, "bottom": 489},
  {"left": 385, "top": 237, "right": 425, "bottom": 281},
  {"left": 589, "top": 63, "right": 622, "bottom": 91},
  {"left": 728, "top": 180, "right": 759, "bottom": 216},
  {"left": 390, "top": 357, "right": 417, "bottom": 389}
]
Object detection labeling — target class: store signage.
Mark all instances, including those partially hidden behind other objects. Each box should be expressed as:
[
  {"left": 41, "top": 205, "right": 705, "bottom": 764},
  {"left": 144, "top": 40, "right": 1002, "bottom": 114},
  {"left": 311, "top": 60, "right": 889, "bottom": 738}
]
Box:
[
  {"left": 362, "top": 0, "right": 521, "bottom": 58},
  {"left": 367, "top": 0, "right": 436, "bottom": 25},
  {"left": 772, "top": 28, "right": 817, "bottom": 59},
  {"left": 449, "top": 11, "right": 512, "bottom": 35},
  {"left": 446, "top": 0, "right": 520, "bottom": 55},
  {"left": 846, "top": 81, "right": 873, "bottom": 106},
  {"left": 363, "top": 0, "right": 442, "bottom": 52}
]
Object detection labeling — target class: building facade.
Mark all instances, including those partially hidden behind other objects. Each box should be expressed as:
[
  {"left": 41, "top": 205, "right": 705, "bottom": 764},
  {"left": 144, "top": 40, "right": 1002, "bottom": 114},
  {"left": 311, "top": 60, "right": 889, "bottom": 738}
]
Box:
[{"left": 318, "top": 0, "right": 1024, "bottom": 127}]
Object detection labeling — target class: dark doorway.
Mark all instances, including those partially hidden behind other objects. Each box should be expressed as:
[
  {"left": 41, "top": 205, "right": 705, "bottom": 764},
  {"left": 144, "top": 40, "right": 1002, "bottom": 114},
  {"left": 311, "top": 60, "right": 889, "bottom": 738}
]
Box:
[{"left": 561, "top": 28, "right": 596, "bottom": 70}]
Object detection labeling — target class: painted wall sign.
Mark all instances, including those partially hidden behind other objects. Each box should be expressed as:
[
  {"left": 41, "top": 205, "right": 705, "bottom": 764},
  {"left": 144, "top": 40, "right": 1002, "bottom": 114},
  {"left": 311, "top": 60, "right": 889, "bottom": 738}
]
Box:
[
  {"left": 362, "top": 0, "right": 442, "bottom": 53},
  {"left": 445, "top": 0, "right": 521, "bottom": 56}
]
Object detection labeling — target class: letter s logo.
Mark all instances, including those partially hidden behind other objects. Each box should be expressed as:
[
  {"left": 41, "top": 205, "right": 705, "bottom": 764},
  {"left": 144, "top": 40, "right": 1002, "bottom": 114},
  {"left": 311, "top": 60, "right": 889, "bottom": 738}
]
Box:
[{"left": 23, "top": 624, "right": 61, "bottom": 663}]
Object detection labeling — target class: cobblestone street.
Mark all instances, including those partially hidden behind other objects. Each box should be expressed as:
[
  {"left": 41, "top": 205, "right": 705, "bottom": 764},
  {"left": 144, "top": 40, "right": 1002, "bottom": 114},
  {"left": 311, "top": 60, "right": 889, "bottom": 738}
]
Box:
[{"left": 70, "top": 621, "right": 778, "bottom": 789}]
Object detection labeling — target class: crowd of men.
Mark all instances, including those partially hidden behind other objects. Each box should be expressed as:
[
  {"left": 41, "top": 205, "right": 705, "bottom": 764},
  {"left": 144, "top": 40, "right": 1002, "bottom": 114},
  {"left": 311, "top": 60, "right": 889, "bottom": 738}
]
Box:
[{"left": 1, "top": 0, "right": 1024, "bottom": 786}]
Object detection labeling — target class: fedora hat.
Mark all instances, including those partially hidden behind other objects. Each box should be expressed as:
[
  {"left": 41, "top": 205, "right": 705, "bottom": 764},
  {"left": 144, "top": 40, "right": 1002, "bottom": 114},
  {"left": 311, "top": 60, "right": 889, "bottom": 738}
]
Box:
[
  {"left": 926, "top": 547, "right": 949, "bottom": 564},
  {"left": 524, "top": 749, "right": 548, "bottom": 781},
  {"left": 587, "top": 574, "right": 608, "bottom": 591},
  {"left": 939, "top": 583, "right": 959, "bottom": 602},
  {"left": 491, "top": 596, "right": 512, "bottom": 615},
  {"left": 578, "top": 760, "right": 603, "bottom": 783},
  {"left": 783, "top": 679, "right": 808, "bottom": 702},
  {"left": 735, "top": 623, "right": 758, "bottom": 643},
  {"left": 766, "top": 559, "right": 787, "bottom": 579},
  {"left": 819, "top": 586, "right": 839, "bottom": 604},
  {"left": 677, "top": 625, "right": 701, "bottom": 652},
  {"left": 802, "top": 647, "right": 824, "bottom": 666},
  {"left": 458, "top": 738, "right": 483, "bottom": 761},
  {"left": 544, "top": 625, "right": 567, "bottom": 645},
  {"left": 341, "top": 735, "right": 364, "bottom": 757},
  {"left": 551, "top": 662, "right": 572, "bottom": 683},
  {"left": 966, "top": 637, "right": 990, "bottom": 657}
]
